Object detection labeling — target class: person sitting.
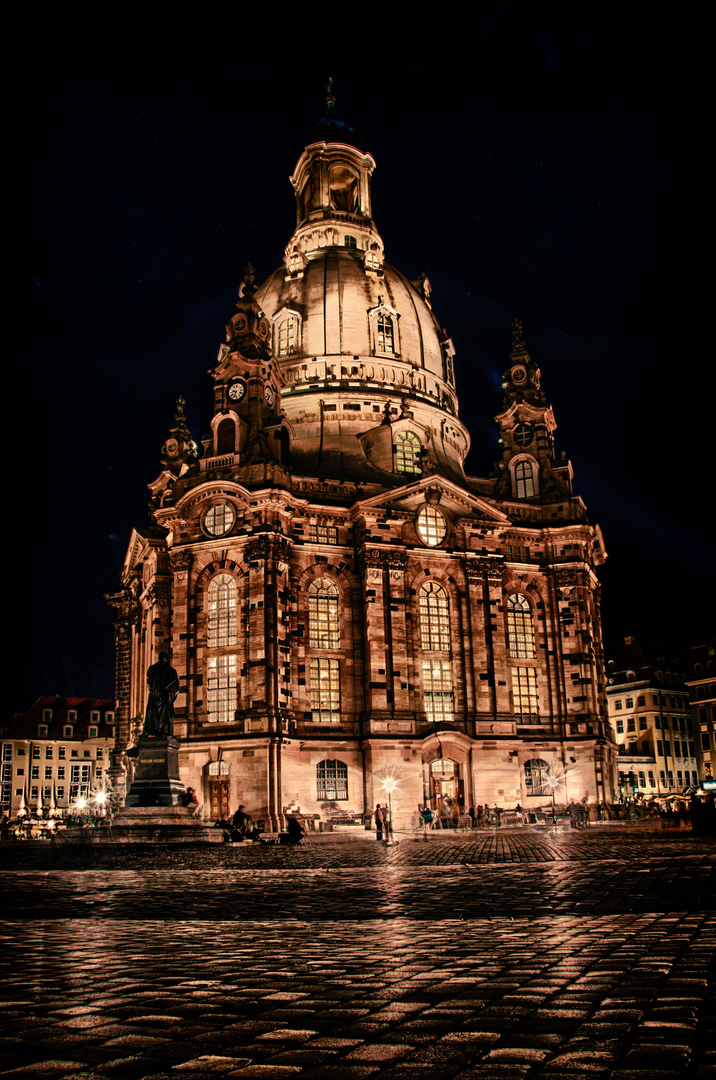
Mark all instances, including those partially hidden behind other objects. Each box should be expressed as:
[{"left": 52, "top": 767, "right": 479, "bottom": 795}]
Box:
[
  {"left": 231, "top": 804, "right": 252, "bottom": 841},
  {"left": 286, "top": 814, "right": 305, "bottom": 845}
]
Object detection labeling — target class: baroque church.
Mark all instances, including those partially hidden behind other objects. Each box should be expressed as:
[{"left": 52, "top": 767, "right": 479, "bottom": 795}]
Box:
[{"left": 107, "top": 92, "right": 617, "bottom": 829}]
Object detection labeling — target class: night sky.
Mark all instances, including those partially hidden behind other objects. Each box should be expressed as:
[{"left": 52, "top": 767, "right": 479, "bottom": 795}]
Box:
[{"left": 8, "top": 8, "right": 711, "bottom": 715}]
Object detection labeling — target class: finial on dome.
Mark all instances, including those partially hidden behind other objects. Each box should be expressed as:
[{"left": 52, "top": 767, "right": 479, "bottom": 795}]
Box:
[
  {"left": 326, "top": 77, "right": 336, "bottom": 116},
  {"left": 511, "top": 318, "right": 526, "bottom": 355},
  {"left": 239, "top": 263, "right": 256, "bottom": 297}
]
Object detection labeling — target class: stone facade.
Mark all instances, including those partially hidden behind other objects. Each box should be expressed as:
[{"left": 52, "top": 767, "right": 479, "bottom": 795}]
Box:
[{"left": 108, "top": 99, "right": 615, "bottom": 829}]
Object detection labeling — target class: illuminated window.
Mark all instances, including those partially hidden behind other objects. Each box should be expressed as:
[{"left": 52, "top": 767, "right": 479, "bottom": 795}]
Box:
[
  {"left": 278, "top": 316, "right": 297, "bottom": 356},
  {"left": 309, "top": 579, "right": 339, "bottom": 649},
  {"left": 422, "top": 659, "right": 453, "bottom": 723},
  {"left": 512, "top": 667, "right": 539, "bottom": 721},
  {"left": 396, "top": 431, "right": 421, "bottom": 474},
  {"left": 507, "top": 594, "right": 535, "bottom": 658},
  {"left": 205, "top": 502, "right": 235, "bottom": 537},
  {"left": 524, "top": 758, "right": 550, "bottom": 797},
  {"left": 207, "top": 654, "right": 237, "bottom": 724},
  {"left": 377, "top": 313, "right": 394, "bottom": 353},
  {"left": 419, "top": 582, "right": 450, "bottom": 652},
  {"left": 207, "top": 574, "right": 238, "bottom": 648},
  {"left": 515, "top": 461, "right": 535, "bottom": 499},
  {"left": 316, "top": 759, "right": 348, "bottom": 800},
  {"left": 310, "top": 658, "right": 341, "bottom": 722},
  {"left": 416, "top": 505, "right": 447, "bottom": 547},
  {"left": 309, "top": 524, "right": 338, "bottom": 544}
]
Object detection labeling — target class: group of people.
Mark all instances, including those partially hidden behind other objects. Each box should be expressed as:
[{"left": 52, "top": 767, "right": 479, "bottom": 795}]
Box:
[
  {"left": 373, "top": 803, "right": 395, "bottom": 843},
  {"left": 213, "top": 804, "right": 306, "bottom": 844}
]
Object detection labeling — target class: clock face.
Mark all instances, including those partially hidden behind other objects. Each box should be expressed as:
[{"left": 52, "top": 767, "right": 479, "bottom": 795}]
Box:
[
  {"left": 512, "top": 366, "right": 527, "bottom": 384},
  {"left": 232, "top": 314, "right": 247, "bottom": 334},
  {"left": 264, "top": 385, "right": 274, "bottom": 406},
  {"left": 258, "top": 317, "right": 270, "bottom": 340},
  {"left": 165, "top": 438, "right": 179, "bottom": 455},
  {"left": 228, "top": 380, "right": 246, "bottom": 402}
]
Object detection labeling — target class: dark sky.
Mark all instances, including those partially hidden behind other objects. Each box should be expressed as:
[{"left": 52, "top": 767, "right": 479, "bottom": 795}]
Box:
[{"left": 8, "top": 8, "right": 711, "bottom": 715}]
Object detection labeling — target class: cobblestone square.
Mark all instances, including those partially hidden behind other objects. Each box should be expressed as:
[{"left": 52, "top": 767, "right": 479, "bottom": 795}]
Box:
[{"left": 1, "top": 827, "right": 713, "bottom": 1078}]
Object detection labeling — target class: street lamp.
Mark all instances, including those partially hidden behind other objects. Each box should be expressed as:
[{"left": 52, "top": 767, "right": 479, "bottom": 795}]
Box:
[
  {"left": 546, "top": 773, "right": 559, "bottom": 825},
  {"left": 379, "top": 775, "right": 399, "bottom": 843}
]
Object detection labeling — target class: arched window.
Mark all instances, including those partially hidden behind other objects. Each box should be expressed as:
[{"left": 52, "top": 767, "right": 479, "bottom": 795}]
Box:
[
  {"left": 524, "top": 758, "right": 551, "bottom": 797},
  {"left": 515, "top": 461, "right": 535, "bottom": 499},
  {"left": 396, "top": 431, "right": 422, "bottom": 474},
  {"left": 309, "top": 578, "right": 339, "bottom": 649},
  {"left": 419, "top": 582, "right": 450, "bottom": 651},
  {"left": 377, "top": 313, "right": 394, "bottom": 353},
  {"left": 278, "top": 316, "right": 297, "bottom": 357},
  {"left": 217, "top": 418, "right": 236, "bottom": 455},
  {"left": 316, "top": 759, "right": 348, "bottom": 800},
  {"left": 207, "top": 574, "right": 237, "bottom": 648},
  {"left": 208, "top": 760, "right": 230, "bottom": 775},
  {"left": 507, "top": 594, "right": 535, "bottom": 658}
]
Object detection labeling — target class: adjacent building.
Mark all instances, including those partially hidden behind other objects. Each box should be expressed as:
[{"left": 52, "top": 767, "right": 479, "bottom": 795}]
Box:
[
  {"left": 686, "top": 640, "right": 716, "bottom": 783},
  {"left": 107, "top": 95, "right": 616, "bottom": 829},
  {"left": 606, "top": 637, "right": 696, "bottom": 798},
  {"left": 1, "top": 697, "right": 116, "bottom": 817}
]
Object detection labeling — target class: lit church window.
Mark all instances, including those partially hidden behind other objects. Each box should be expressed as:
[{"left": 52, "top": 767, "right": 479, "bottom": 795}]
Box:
[
  {"left": 512, "top": 667, "right": 539, "bottom": 722},
  {"left": 515, "top": 461, "right": 535, "bottom": 498},
  {"left": 422, "top": 659, "right": 453, "bottom": 723},
  {"left": 419, "top": 582, "right": 450, "bottom": 652},
  {"left": 310, "top": 658, "right": 340, "bottom": 722},
  {"left": 278, "top": 316, "right": 297, "bottom": 356},
  {"left": 416, "top": 505, "right": 447, "bottom": 547},
  {"left": 524, "top": 758, "right": 550, "bottom": 796},
  {"left": 207, "top": 573, "right": 238, "bottom": 648},
  {"left": 506, "top": 594, "right": 535, "bottom": 658},
  {"left": 204, "top": 502, "right": 235, "bottom": 537},
  {"left": 309, "top": 578, "right": 339, "bottom": 649},
  {"left": 207, "top": 654, "right": 237, "bottom": 724},
  {"left": 396, "top": 431, "right": 421, "bottom": 474},
  {"left": 377, "top": 313, "right": 394, "bottom": 353},
  {"left": 316, "top": 759, "right": 348, "bottom": 800}
]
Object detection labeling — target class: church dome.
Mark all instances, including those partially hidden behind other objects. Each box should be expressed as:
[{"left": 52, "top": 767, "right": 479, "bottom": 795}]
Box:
[{"left": 254, "top": 128, "right": 470, "bottom": 486}]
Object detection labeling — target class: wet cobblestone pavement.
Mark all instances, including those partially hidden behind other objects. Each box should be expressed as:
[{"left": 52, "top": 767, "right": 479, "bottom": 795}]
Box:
[{"left": 1, "top": 827, "right": 714, "bottom": 1078}]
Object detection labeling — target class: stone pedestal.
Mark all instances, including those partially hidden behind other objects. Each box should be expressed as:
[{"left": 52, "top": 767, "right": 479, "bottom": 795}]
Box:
[{"left": 124, "top": 735, "right": 184, "bottom": 807}]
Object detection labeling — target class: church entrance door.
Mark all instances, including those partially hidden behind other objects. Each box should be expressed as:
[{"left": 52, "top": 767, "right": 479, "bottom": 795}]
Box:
[{"left": 209, "top": 777, "right": 229, "bottom": 820}]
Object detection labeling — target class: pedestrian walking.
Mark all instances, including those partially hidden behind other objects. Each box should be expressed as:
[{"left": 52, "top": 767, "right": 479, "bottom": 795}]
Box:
[
  {"left": 381, "top": 803, "right": 393, "bottom": 844},
  {"left": 374, "top": 803, "right": 383, "bottom": 841}
]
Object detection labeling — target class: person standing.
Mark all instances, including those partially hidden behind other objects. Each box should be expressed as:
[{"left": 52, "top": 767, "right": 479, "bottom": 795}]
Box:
[
  {"left": 382, "top": 803, "right": 393, "bottom": 844},
  {"left": 374, "top": 803, "right": 383, "bottom": 841}
]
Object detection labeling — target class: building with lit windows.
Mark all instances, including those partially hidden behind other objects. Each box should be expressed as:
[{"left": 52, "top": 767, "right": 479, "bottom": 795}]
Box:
[
  {"left": 606, "top": 637, "right": 697, "bottom": 799},
  {"left": 107, "top": 93, "right": 615, "bottom": 829},
  {"left": 1, "top": 697, "right": 115, "bottom": 818},
  {"left": 686, "top": 640, "right": 716, "bottom": 783}
]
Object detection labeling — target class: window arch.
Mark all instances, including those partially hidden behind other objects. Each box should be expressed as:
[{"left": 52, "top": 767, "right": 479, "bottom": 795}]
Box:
[
  {"left": 216, "top": 418, "right": 236, "bottom": 455},
  {"left": 507, "top": 594, "right": 535, "bottom": 658},
  {"left": 377, "top": 313, "right": 394, "bottom": 353},
  {"left": 207, "top": 574, "right": 238, "bottom": 648},
  {"left": 278, "top": 315, "right": 298, "bottom": 357},
  {"left": 514, "top": 460, "right": 535, "bottom": 499},
  {"left": 308, "top": 578, "right": 340, "bottom": 649},
  {"left": 396, "top": 431, "right": 421, "bottom": 474},
  {"left": 316, "top": 759, "right": 348, "bottom": 800},
  {"left": 524, "top": 758, "right": 551, "bottom": 797},
  {"left": 419, "top": 582, "right": 450, "bottom": 651}
]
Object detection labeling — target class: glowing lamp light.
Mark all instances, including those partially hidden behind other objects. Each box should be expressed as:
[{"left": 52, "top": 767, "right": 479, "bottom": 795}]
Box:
[
  {"left": 75, "top": 797, "right": 88, "bottom": 811},
  {"left": 95, "top": 792, "right": 107, "bottom": 806}
]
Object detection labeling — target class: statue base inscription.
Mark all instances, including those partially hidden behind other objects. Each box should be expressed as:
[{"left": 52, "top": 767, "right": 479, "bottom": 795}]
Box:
[{"left": 124, "top": 734, "right": 184, "bottom": 808}]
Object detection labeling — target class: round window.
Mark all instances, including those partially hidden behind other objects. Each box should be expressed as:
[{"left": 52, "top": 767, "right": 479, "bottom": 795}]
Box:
[
  {"left": 416, "top": 505, "right": 447, "bottom": 547},
  {"left": 204, "top": 502, "right": 235, "bottom": 537}
]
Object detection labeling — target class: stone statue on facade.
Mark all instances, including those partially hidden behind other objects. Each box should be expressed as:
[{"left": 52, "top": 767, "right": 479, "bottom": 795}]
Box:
[{"left": 142, "top": 652, "right": 179, "bottom": 737}]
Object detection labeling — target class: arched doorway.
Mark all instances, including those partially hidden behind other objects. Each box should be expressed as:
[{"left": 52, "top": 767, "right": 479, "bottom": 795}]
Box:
[{"left": 426, "top": 758, "right": 464, "bottom": 821}]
